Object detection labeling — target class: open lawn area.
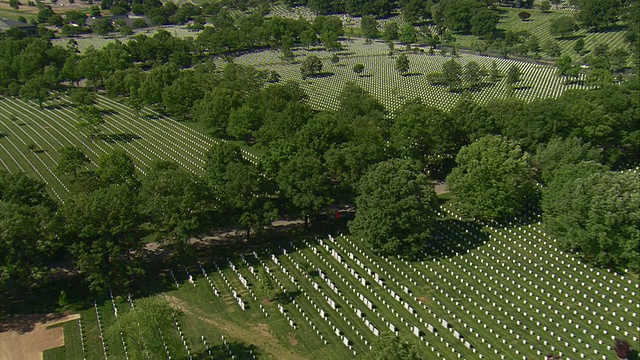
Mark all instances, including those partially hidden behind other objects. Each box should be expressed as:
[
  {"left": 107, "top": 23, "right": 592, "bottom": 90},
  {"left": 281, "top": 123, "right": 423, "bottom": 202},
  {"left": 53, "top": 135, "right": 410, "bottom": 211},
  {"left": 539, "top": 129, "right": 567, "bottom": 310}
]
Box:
[{"left": 42, "top": 203, "right": 639, "bottom": 359}]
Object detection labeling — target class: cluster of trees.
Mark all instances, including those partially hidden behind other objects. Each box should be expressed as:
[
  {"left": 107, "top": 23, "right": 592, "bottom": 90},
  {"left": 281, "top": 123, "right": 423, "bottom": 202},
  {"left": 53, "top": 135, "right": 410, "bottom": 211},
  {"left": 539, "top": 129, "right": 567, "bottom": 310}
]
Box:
[{"left": 2, "top": 1, "right": 638, "bottom": 298}]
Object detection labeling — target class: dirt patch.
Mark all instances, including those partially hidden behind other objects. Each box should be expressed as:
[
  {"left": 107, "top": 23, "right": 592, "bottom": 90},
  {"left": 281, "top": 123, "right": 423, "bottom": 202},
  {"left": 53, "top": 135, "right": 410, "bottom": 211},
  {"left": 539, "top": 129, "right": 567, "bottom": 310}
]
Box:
[
  {"left": 417, "top": 296, "right": 429, "bottom": 303},
  {"left": 0, "top": 313, "right": 80, "bottom": 360},
  {"left": 433, "top": 181, "right": 449, "bottom": 195},
  {"left": 287, "top": 332, "right": 298, "bottom": 346}
]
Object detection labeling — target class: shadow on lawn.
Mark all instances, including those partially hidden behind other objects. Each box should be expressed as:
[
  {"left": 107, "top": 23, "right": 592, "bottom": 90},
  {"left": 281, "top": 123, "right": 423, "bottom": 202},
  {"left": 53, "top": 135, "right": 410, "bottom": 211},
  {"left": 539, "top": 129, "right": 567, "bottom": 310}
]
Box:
[
  {"left": 96, "top": 132, "right": 141, "bottom": 143},
  {"left": 43, "top": 103, "right": 74, "bottom": 111},
  {"left": 192, "top": 341, "right": 260, "bottom": 360},
  {"left": 273, "top": 290, "right": 301, "bottom": 305},
  {"left": 424, "top": 218, "right": 490, "bottom": 260}
]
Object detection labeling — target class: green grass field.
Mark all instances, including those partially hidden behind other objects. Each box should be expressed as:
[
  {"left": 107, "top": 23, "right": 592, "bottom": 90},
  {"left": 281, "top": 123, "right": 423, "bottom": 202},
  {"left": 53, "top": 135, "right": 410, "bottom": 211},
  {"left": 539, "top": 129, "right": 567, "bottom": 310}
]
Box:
[
  {"left": 225, "top": 39, "right": 588, "bottom": 114},
  {"left": 44, "top": 203, "right": 640, "bottom": 359},
  {"left": 0, "top": 95, "right": 260, "bottom": 201},
  {"left": 455, "top": 8, "right": 630, "bottom": 60}
]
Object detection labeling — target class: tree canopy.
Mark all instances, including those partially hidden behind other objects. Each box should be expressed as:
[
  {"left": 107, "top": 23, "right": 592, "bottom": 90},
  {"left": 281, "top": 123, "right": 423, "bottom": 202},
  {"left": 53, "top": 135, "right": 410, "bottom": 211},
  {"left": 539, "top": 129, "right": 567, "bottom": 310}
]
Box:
[
  {"left": 447, "top": 135, "right": 538, "bottom": 220},
  {"left": 349, "top": 158, "right": 438, "bottom": 256}
]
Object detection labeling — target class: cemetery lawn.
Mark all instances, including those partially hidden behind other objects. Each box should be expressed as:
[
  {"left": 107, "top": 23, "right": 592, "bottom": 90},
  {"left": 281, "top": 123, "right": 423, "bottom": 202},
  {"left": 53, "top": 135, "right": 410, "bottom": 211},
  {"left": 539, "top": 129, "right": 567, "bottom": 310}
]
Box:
[
  {"left": 226, "top": 38, "right": 589, "bottom": 114},
  {"left": 454, "top": 7, "right": 630, "bottom": 58},
  {"left": 45, "top": 203, "right": 639, "bottom": 359},
  {"left": 0, "top": 95, "right": 259, "bottom": 201}
]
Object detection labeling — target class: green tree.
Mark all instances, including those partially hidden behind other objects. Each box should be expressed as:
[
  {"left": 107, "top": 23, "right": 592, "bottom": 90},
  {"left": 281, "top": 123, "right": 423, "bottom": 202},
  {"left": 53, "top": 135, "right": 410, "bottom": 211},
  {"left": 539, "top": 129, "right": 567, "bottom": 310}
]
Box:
[
  {"left": 222, "top": 162, "right": 278, "bottom": 239},
  {"left": 361, "top": 15, "right": 379, "bottom": 40},
  {"left": 77, "top": 46, "right": 106, "bottom": 92},
  {"left": 56, "top": 146, "right": 90, "bottom": 179},
  {"left": 106, "top": 297, "right": 183, "bottom": 359},
  {"left": 0, "top": 171, "right": 53, "bottom": 207},
  {"left": 549, "top": 16, "right": 577, "bottom": 38},
  {"left": 161, "top": 70, "right": 202, "bottom": 120},
  {"left": 463, "top": 60, "right": 484, "bottom": 88},
  {"left": 446, "top": 135, "right": 538, "bottom": 220},
  {"left": 399, "top": 24, "right": 417, "bottom": 44},
  {"left": 59, "top": 184, "right": 143, "bottom": 294},
  {"left": 470, "top": 9, "right": 499, "bottom": 39},
  {"left": 193, "top": 87, "right": 243, "bottom": 135},
  {"left": 353, "top": 63, "right": 365, "bottom": 75},
  {"left": 92, "top": 18, "right": 114, "bottom": 35},
  {"left": 349, "top": 158, "right": 437, "bottom": 256},
  {"left": 276, "top": 151, "right": 333, "bottom": 222},
  {"left": 542, "top": 39, "right": 562, "bottom": 57},
  {"left": 0, "top": 201, "right": 56, "bottom": 291},
  {"left": 361, "top": 332, "right": 423, "bottom": 360},
  {"left": 226, "top": 104, "right": 260, "bottom": 142},
  {"left": 204, "top": 141, "right": 243, "bottom": 195},
  {"left": 139, "top": 161, "right": 214, "bottom": 248},
  {"left": 489, "top": 60, "right": 501, "bottom": 82},
  {"left": 390, "top": 100, "right": 462, "bottom": 169},
  {"left": 95, "top": 150, "right": 137, "bottom": 187},
  {"left": 139, "top": 62, "right": 180, "bottom": 107},
  {"left": 542, "top": 169, "right": 639, "bottom": 271},
  {"left": 556, "top": 54, "right": 580, "bottom": 81},
  {"left": 19, "top": 75, "right": 52, "bottom": 109},
  {"left": 300, "top": 29, "right": 318, "bottom": 49},
  {"left": 574, "top": 0, "right": 623, "bottom": 31},
  {"left": 69, "top": 87, "right": 97, "bottom": 107},
  {"left": 0, "top": 171, "right": 56, "bottom": 291},
  {"left": 441, "top": 58, "right": 463, "bottom": 91},
  {"left": 383, "top": 21, "right": 399, "bottom": 40},
  {"left": 257, "top": 267, "right": 274, "bottom": 300},
  {"left": 300, "top": 55, "right": 323, "bottom": 79},
  {"left": 395, "top": 53, "right": 410, "bottom": 75},
  {"left": 573, "top": 38, "right": 585, "bottom": 54},
  {"left": 532, "top": 137, "right": 601, "bottom": 184},
  {"left": 75, "top": 105, "right": 105, "bottom": 139},
  {"left": 506, "top": 64, "right": 522, "bottom": 88},
  {"left": 539, "top": 0, "right": 552, "bottom": 11}
]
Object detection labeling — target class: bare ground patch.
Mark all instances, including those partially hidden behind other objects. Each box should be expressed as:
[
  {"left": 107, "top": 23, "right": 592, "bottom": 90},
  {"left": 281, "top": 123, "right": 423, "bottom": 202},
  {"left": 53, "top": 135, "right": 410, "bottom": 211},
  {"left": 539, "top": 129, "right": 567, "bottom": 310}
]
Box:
[{"left": 0, "top": 313, "right": 80, "bottom": 360}]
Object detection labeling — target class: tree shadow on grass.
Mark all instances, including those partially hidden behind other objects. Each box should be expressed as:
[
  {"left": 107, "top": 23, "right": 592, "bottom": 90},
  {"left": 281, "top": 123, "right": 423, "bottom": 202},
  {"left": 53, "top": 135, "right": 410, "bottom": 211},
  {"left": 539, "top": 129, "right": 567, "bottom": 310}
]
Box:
[
  {"left": 96, "top": 133, "right": 141, "bottom": 143},
  {"left": 466, "top": 82, "right": 498, "bottom": 93},
  {"left": 588, "top": 24, "right": 627, "bottom": 33},
  {"left": 0, "top": 276, "right": 94, "bottom": 330},
  {"left": 402, "top": 72, "right": 423, "bottom": 77},
  {"left": 358, "top": 74, "right": 373, "bottom": 78},
  {"left": 310, "top": 72, "right": 335, "bottom": 78},
  {"left": 422, "top": 218, "right": 490, "bottom": 260},
  {"left": 513, "top": 85, "right": 533, "bottom": 91},
  {"left": 193, "top": 341, "right": 260, "bottom": 360},
  {"left": 562, "top": 79, "right": 585, "bottom": 86},
  {"left": 143, "top": 114, "right": 164, "bottom": 121},
  {"left": 100, "top": 109, "right": 119, "bottom": 116},
  {"left": 273, "top": 290, "right": 301, "bottom": 305},
  {"left": 43, "top": 103, "right": 74, "bottom": 110},
  {"left": 556, "top": 34, "right": 586, "bottom": 41}
]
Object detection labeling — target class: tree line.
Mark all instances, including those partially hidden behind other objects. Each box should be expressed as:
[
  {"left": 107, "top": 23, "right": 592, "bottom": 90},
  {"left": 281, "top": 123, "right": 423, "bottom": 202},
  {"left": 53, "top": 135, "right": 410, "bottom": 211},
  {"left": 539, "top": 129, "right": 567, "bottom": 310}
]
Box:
[{"left": 1, "top": 7, "right": 638, "bottom": 299}]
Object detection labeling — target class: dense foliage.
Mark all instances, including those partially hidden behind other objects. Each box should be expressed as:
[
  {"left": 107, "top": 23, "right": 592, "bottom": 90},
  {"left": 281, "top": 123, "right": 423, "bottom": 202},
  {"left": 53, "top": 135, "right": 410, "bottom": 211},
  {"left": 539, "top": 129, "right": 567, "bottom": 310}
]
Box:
[{"left": 1, "top": 0, "right": 638, "bottom": 297}]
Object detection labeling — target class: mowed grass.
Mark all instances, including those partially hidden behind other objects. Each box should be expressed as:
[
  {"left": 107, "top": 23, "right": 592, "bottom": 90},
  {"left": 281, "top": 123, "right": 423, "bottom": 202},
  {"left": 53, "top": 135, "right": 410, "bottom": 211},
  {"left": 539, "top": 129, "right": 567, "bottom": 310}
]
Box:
[
  {"left": 228, "top": 39, "right": 588, "bottom": 114},
  {"left": 48, "top": 204, "right": 640, "bottom": 359},
  {"left": 0, "top": 95, "right": 251, "bottom": 201},
  {"left": 456, "top": 8, "right": 630, "bottom": 60}
]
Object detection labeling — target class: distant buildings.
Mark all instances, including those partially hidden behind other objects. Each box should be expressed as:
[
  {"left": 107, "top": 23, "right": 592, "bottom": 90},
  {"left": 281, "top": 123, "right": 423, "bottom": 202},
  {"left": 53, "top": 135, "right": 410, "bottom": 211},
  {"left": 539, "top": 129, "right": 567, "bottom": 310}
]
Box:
[{"left": 0, "top": 18, "right": 38, "bottom": 36}]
